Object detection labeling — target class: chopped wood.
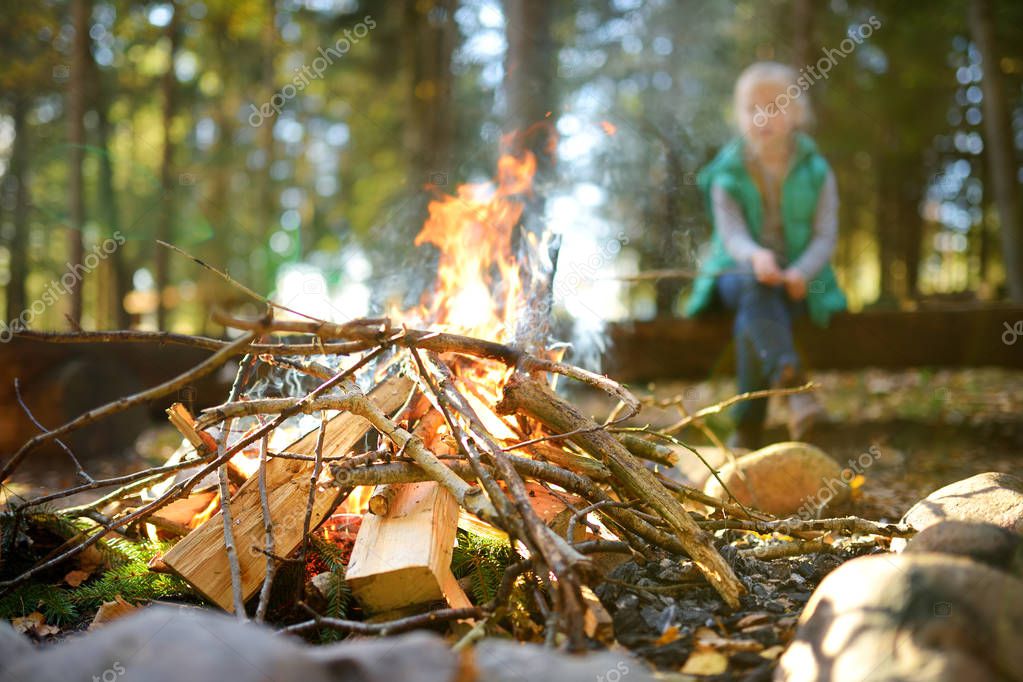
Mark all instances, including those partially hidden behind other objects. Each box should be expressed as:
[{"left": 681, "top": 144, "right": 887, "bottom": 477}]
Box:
[
  {"left": 345, "top": 481, "right": 466, "bottom": 615},
  {"left": 346, "top": 408, "right": 469, "bottom": 616},
  {"left": 166, "top": 402, "right": 217, "bottom": 452},
  {"left": 162, "top": 375, "right": 413, "bottom": 611}
]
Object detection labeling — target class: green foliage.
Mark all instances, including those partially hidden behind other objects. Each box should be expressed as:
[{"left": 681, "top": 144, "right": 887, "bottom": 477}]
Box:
[
  {"left": 0, "top": 583, "right": 77, "bottom": 624},
  {"left": 451, "top": 530, "right": 515, "bottom": 606},
  {"left": 307, "top": 536, "right": 352, "bottom": 643},
  {"left": 0, "top": 521, "right": 194, "bottom": 626},
  {"left": 69, "top": 557, "right": 192, "bottom": 612}
]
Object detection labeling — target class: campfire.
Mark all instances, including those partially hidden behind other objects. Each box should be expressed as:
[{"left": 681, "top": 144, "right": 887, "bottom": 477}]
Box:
[{"left": 0, "top": 144, "right": 912, "bottom": 650}]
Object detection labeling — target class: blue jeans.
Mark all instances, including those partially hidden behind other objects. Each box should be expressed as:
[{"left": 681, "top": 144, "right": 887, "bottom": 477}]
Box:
[{"left": 716, "top": 273, "right": 804, "bottom": 428}]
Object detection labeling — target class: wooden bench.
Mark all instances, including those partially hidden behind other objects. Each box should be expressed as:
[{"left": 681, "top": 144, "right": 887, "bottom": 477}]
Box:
[{"left": 603, "top": 304, "right": 1023, "bottom": 382}]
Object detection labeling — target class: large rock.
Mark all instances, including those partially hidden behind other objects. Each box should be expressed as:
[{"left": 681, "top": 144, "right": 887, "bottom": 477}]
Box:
[
  {"left": 901, "top": 472, "right": 1023, "bottom": 534},
  {"left": 776, "top": 553, "right": 1023, "bottom": 681},
  {"left": 903, "top": 520, "right": 1023, "bottom": 576},
  {"left": 672, "top": 446, "right": 735, "bottom": 489},
  {"left": 702, "top": 442, "right": 849, "bottom": 516},
  {"left": 0, "top": 606, "right": 455, "bottom": 682},
  {"left": 472, "top": 639, "right": 652, "bottom": 682},
  {"left": 0, "top": 605, "right": 654, "bottom": 682}
]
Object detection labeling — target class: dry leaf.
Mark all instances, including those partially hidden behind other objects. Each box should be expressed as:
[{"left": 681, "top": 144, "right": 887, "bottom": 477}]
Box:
[
  {"left": 12, "top": 612, "right": 60, "bottom": 637},
  {"left": 680, "top": 649, "right": 728, "bottom": 675},
  {"left": 760, "top": 645, "right": 786, "bottom": 660},
  {"left": 653, "top": 624, "right": 680, "bottom": 646},
  {"left": 63, "top": 569, "right": 91, "bottom": 587},
  {"left": 90, "top": 596, "right": 138, "bottom": 630},
  {"left": 693, "top": 627, "right": 763, "bottom": 653},
  {"left": 76, "top": 544, "right": 106, "bottom": 573},
  {"left": 735, "top": 612, "right": 771, "bottom": 630}
]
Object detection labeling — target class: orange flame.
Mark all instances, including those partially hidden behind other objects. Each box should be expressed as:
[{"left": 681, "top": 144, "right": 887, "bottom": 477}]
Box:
[{"left": 412, "top": 150, "right": 537, "bottom": 342}]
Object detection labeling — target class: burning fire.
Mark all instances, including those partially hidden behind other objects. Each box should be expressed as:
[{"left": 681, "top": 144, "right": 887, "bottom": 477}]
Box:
[
  {"left": 407, "top": 148, "right": 545, "bottom": 440},
  {"left": 169, "top": 146, "right": 545, "bottom": 529},
  {"left": 411, "top": 150, "right": 537, "bottom": 342}
]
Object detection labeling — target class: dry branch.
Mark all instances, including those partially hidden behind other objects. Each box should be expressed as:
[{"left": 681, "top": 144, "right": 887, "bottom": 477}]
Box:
[{"left": 496, "top": 372, "right": 745, "bottom": 609}]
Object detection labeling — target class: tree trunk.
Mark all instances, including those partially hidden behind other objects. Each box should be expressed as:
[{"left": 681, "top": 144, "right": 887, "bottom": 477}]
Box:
[
  {"left": 5, "top": 97, "right": 30, "bottom": 323},
  {"left": 257, "top": 0, "right": 278, "bottom": 294},
  {"left": 503, "top": 0, "right": 558, "bottom": 348},
  {"left": 876, "top": 161, "right": 899, "bottom": 304},
  {"left": 503, "top": 0, "right": 556, "bottom": 175},
  {"left": 67, "top": 0, "right": 90, "bottom": 327},
  {"left": 403, "top": 0, "right": 456, "bottom": 194},
  {"left": 155, "top": 1, "right": 180, "bottom": 330},
  {"left": 969, "top": 0, "right": 1023, "bottom": 301},
  {"left": 791, "top": 0, "right": 815, "bottom": 68},
  {"left": 91, "top": 52, "right": 132, "bottom": 329}
]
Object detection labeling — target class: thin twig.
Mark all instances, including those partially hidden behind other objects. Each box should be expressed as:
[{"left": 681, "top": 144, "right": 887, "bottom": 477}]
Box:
[
  {"left": 282, "top": 603, "right": 483, "bottom": 637},
  {"left": 218, "top": 351, "right": 261, "bottom": 620},
  {"left": 255, "top": 435, "right": 277, "bottom": 623},
  {"left": 14, "top": 329, "right": 379, "bottom": 356},
  {"left": 13, "top": 378, "right": 93, "bottom": 483},
  {"left": 300, "top": 412, "right": 329, "bottom": 561}
]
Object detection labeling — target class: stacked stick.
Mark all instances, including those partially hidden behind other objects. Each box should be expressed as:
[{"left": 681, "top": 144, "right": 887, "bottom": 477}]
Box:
[{"left": 0, "top": 274, "right": 915, "bottom": 647}]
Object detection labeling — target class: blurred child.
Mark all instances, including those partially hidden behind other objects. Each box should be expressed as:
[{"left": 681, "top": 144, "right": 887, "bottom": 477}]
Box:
[{"left": 684, "top": 62, "right": 847, "bottom": 449}]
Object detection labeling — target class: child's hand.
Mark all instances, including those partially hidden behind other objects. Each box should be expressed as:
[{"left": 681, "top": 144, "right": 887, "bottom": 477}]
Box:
[
  {"left": 783, "top": 268, "right": 807, "bottom": 300},
  {"left": 751, "top": 249, "right": 783, "bottom": 285}
]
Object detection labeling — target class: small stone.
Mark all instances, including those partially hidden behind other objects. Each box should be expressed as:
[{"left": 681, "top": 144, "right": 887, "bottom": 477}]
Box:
[
  {"left": 902, "top": 472, "right": 1023, "bottom": 534},
  {"left": 702, "top": 442, "right": 849, "bottom": 516},
  {"left": 904, "top": 520, "right": 1023, "bottom": 576}
]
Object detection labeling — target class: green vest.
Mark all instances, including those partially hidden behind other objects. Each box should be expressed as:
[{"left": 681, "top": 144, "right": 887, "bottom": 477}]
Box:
[{"left": 683, "top": 133, "right": 846, "bottom": 327}]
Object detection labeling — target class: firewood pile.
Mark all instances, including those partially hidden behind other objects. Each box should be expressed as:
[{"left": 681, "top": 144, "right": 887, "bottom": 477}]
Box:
[{"left": 0, "top": 150, "right": 914, "bottom": 654}]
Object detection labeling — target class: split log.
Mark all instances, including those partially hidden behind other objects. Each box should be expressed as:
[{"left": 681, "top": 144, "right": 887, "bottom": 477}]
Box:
[
  {"left": 162, "top": 375, "right": 413, "bottom": 611},
  {"left": 496, "top": 372, "right": 745, "bottom": 609},
  {"left": 345, "top": 481, "right": 470, "bottom": 615},
  {"left": 346, "top": 409, "right": 470, "bottom": 616}
]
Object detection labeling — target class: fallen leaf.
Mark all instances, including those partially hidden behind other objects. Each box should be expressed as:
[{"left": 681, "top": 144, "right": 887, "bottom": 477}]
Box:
[
  {"left": 90, "top": 596, "right": 138, "bottom": 630},
  {"left": 680, "top": 649, "right": 728, "bottom": 675},
  {"left": 654, "top": 624, "right": 680, "bottom": 646},
  {"left": 760, "top": 645, "right": 786, "bottom": 660},
  {"left": 693, "top": 627, "right": 762, "bottom": 652},
  {"left": 735, "top": 612, "right": 771, "bottom": 629},
  {"left": 63, "top": 569, "right": 91, "bottom": 587},
  {"left": 12, "top": 612, "right": 60, "bottom": 637},
  {"left": 76, "top": 544, "right": 107, "bottom": 573}
]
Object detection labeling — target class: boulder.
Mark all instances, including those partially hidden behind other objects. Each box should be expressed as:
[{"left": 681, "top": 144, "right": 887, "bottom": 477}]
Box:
[
  {"left": 0, "top": 605, "right": 654, "bottom": 682},
  {"left": 672, "top": 446, "right": 734, "bottom": 489},
  {"left": 0, "top": 618, "right": 33, "bottom": 681},
  {"left": 901, "top": 472, "right": 1023, "bottom": 534},
  {"left": 776, "top": 553, "right": 1023, "bottom": 681},
  {"left": 703, "top": 442, "right": 849, "bottom": 517},
  {"left": 472, "top": 639, "right": 654, "bottom": 682},
  {"left": 903, "top": 520, "right": 1023, "bottom": 576},
  {"left": 0, "top": 606, "right": 452, "bottom": 682}
]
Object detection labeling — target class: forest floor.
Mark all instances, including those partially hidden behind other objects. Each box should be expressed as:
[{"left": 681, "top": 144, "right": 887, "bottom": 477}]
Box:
[
  {"left": 2, "top": 368, "right": 1020, "bottom": 679},
  {"left": 577, "top": 367, "right": 1023, "bottom": 676}
]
